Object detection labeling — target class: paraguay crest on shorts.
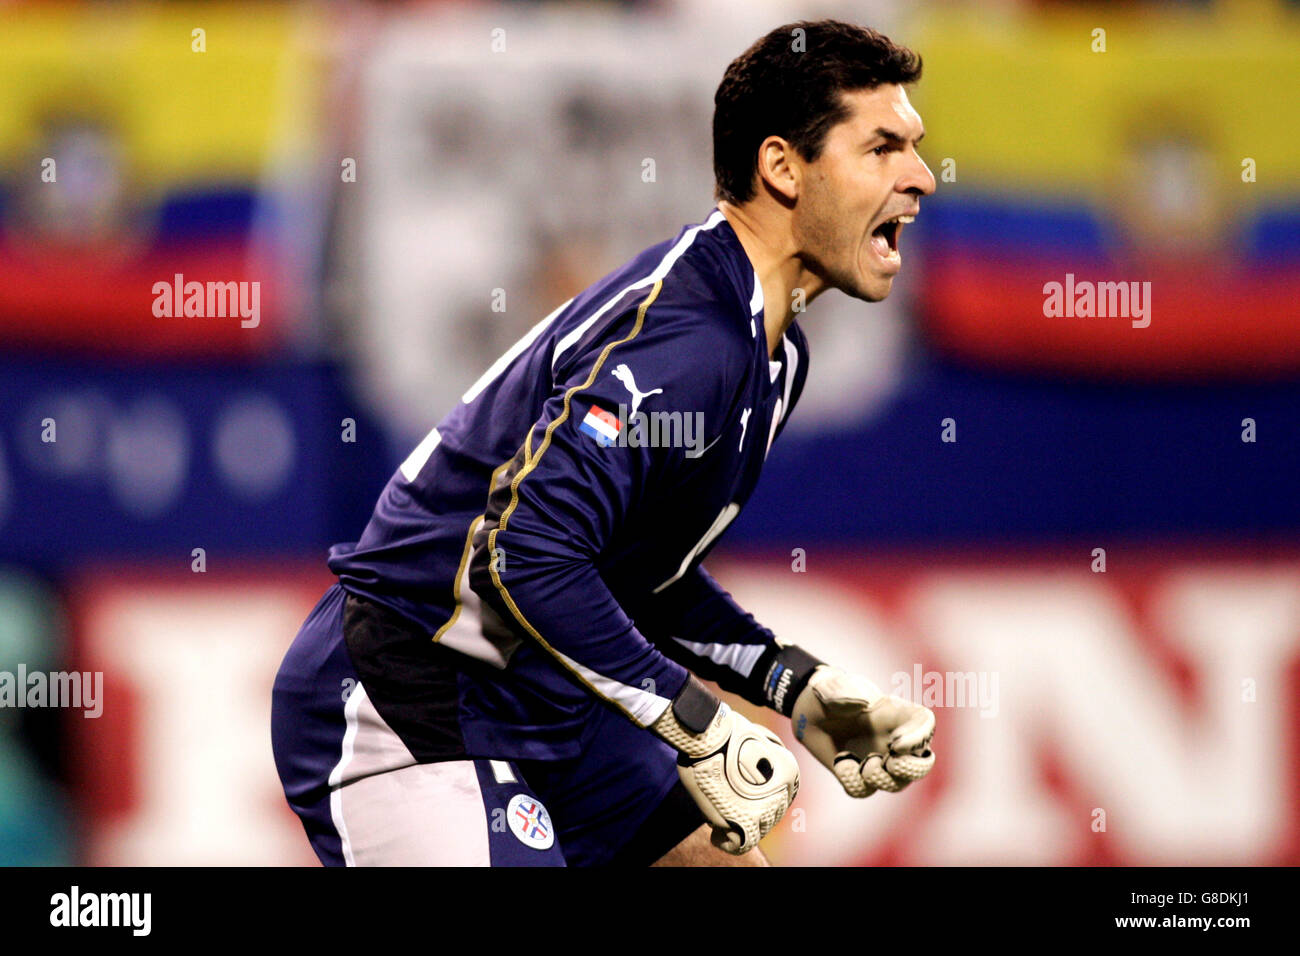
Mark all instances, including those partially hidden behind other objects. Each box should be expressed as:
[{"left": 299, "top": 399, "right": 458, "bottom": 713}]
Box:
[{"left": 506, "top": 794, "right": 555, "bottom": 849}]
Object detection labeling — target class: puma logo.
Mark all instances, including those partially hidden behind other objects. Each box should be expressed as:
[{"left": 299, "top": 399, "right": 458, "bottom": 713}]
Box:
[{"left": 611, "top": 364, "right": 663, "bottom": 417}]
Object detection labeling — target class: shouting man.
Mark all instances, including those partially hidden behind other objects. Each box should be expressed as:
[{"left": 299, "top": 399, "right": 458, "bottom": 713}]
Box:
[{"left": 272, "top": 19, "right": 938, "bottom": 867}]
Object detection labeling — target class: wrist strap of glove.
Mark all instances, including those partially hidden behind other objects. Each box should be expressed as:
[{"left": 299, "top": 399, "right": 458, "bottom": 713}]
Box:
[
  {"left": 652, "top": 677, "right": 729, "bottom": 760},
  {"left": 672, "top": 676, "right": 721, "bottom": 734},
  {"left": 748, "top": 644, "right": 826, "bottom": 717}
]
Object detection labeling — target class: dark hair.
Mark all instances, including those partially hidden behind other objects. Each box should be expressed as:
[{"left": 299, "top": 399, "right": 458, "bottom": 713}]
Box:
[{"left": 713, "top": 20, "right": 922, "bottom": 204}]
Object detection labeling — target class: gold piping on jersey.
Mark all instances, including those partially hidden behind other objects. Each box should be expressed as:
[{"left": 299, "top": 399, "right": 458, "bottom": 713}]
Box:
[
  {"left": 523, "top": 423, "right": 538, "bottom": 466},
  {"left": 431, "top": 458, "right": 510, "bottom": 643}
]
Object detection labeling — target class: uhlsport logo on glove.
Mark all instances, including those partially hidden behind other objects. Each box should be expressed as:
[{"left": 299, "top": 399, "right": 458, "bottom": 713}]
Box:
[{"left": 506, "top": 794, "right": 555, "bottom": 850}]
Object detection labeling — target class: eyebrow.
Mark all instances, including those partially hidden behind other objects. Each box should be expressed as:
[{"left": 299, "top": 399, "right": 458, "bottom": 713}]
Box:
[{"left": 866, "top": 126, "right": 925, "bottom": 146}]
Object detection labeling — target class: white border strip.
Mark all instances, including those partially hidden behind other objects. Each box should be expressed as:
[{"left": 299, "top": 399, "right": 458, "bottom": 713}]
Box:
[{"left": 551, "top": 209, "right": 727, "bottom": 370}]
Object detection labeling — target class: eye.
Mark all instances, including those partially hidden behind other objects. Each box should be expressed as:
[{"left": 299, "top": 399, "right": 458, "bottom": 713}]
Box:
[{"left": 871, "top": 144, "right": 895, "bottom": 157}]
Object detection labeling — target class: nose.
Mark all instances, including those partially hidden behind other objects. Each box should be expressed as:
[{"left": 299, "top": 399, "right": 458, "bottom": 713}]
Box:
[{"left": 901, "top": 150, "right": 937, "bottom": 197}]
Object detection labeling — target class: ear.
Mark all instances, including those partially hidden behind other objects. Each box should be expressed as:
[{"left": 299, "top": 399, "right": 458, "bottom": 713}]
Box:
[{"left": 755, "top": 135, "right": 800, "bottom": 202}]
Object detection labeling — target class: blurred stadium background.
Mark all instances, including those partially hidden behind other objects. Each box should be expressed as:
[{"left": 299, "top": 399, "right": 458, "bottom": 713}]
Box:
[{"left": 1, "top": 0, "right": 1297, "bottom": 865}]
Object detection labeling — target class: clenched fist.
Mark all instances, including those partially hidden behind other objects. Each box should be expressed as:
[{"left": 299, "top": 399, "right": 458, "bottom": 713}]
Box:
[{"left": 790, "top": 666, "right": 935, "bottom": 798}]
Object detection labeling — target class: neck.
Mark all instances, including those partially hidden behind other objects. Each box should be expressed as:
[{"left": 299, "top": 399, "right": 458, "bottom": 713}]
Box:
[{"left": 718, "top": 199, "right": 827, "bottom": 356}]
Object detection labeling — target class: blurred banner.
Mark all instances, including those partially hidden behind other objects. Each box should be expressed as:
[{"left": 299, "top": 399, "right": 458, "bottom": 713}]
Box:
[
  {"left": 0, "top": 358, "right": 393, "bottom": 573},
  {"left": 719, "top": 553, "right": 1300, "bottom": 865},
  {"left": 912, "top": 4, "right": 1300, "bottom": 379},
  {"left": 59, "top": 552, "right": 1300, "bottom": 865},
  {"left": 67, "top": 565, "right": 328, "bottom": 865},
  {"left": 0, "top": 3, "right": 328, "bottom": 356}
]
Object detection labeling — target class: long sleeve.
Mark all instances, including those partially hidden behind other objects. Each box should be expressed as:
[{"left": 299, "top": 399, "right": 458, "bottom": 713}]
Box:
[
  {"left": 467, "top": 288, "right": 750, "bottom": 727},
  {"left": 632, "top": 564, "right": 780, "bottom": 700}
]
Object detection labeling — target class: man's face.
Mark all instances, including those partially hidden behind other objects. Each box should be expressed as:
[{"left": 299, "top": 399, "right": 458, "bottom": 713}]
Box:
[{"left": 792, "top": 84, "right": 935, "bottom": 302}]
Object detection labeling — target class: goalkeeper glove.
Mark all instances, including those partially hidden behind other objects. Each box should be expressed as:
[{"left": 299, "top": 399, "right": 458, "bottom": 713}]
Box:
[
  {"left": 790, "top": 664, "right": 936, "bottom": 797},
  {"left": 652, "top": 677, "right": 800, "bottom": 854}
]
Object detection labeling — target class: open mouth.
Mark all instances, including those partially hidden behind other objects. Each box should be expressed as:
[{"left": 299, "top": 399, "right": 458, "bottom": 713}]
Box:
[{"left": 869, "top": 213, "right": 915, "bottom": 265}]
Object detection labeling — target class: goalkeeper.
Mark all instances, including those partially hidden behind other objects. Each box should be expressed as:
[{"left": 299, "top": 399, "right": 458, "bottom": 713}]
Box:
[{"left": 272, "top": 19, "right": 937, "bottom": 866}]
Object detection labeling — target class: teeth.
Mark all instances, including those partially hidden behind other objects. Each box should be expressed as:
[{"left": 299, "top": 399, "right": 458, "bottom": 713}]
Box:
[{"left": 876, "top": 215, "right": 915, "bottom": 230}]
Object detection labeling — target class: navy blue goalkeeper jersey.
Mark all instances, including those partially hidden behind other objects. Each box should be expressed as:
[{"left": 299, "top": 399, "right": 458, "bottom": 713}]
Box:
[{"left": 328, "top": 208, "right": 809, "bottom": 761}]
